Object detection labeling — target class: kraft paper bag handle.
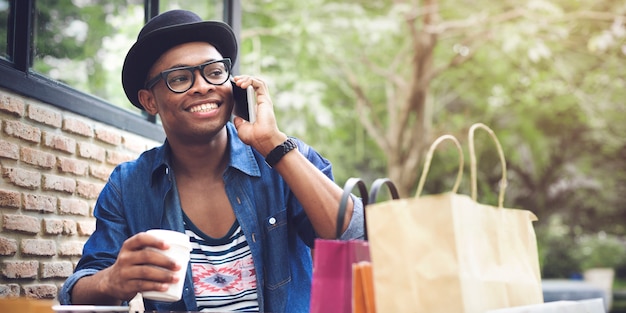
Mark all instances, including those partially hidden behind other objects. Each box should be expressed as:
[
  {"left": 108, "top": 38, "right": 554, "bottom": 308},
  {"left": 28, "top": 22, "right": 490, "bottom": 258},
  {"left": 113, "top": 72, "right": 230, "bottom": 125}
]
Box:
[
  {"left": 336, "top": 178, "right": 369, "bottom": 239},
  {"left": 468, "top": 123, "right": 507, "bottom": 208},
  {"left": 415, "top": 134, "right": 464, "bottom": 197}
]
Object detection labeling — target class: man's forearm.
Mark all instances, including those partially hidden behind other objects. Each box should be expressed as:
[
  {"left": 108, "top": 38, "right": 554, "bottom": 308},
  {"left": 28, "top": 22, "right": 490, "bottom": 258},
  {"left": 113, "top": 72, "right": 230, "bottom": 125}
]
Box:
[{"left": 70, "top": 268, "right": 123, "bottom": 306}]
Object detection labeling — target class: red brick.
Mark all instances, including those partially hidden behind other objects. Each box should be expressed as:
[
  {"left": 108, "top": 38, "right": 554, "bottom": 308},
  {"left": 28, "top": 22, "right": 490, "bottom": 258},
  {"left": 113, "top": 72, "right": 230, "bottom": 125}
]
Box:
[
  {"left": 123, "top": 135, "right": 152, "bottom": 154},
  {"left": 57, "top": 156, "right": 89, "bottom": 176},
  {"left": 3, "top": 214, "right": 40, "bottom": 234},
  {"left": 62, "top": 117, "right": 93, "bottom": 137},
  {"left": 89, "top": 165, "right": 112, "bottom": 181},
  {"left": 27, "top": 105, "right": 63, "bottom": 128},
  {"left": 63, "top": 219, "right": 77, "bottom": 235},
  {"left": 0, "top": 284, "right": 20, "bottom": 297},
  {"left": 58, "top": 198, "right": 89, "bottom": 216},
  {"left": 0, "top": 139, "right": 19, "bottom": 160},
  {"left": 77, "top": 220, "right": 96, "bottom": 236},
  {"left": 3, "top": 120, "right": 41, "bottom": 143},
  {"left": 58, "top": 241, "right": 83, "bottom": 256},
  {"left": 0, "top": 236, "right": 18, "bottom": 255},
  {"left": 43, "top": 219, "right": 64, "bottom": 235},
  {"left": 20, "top": 147, "right": 56, "bottom": 169},
  {"left": 76, "top": 180, "right": 103, "bottom": 200},
  {"left": 42, "top": 131, "right": 76, "bottom": 154},
  {"left": 77, "top": 142, "right": 105, "bottom": 162},
  {"left": 95, "top": 127, "right": 122, "bottom": 146},
  {"left": 2, "top": 260, "right": 38, "bottom": 279},
  {"left": 106, "top": 150, "right": 135, "bottom": 166},
  {"left": 0, "top": 189, "right": 21, "bottom": 209},
  {"left": 0, "top": 94, "right": 25, "bottom": 116},
  {"left": 22, "top": 284, "right": 57, "bottom": 299},
  {"left": 41, "top": 261, "right": 73, "bottom": 278},
  {"left": 21, "top": 239, "right": 56, "bottom": 256},
  {"left": 41, "top": 174, "right": 75, "bottom": 194},
  {"left": 2, "top": 167, "right": 41, "bottom": 190},
  {"left": 23, "top": 194, "right": 56, "bottom": 213}
]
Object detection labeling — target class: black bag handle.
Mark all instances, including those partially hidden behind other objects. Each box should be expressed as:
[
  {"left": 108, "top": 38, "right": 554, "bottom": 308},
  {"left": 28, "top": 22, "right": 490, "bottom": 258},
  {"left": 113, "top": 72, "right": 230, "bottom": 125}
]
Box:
[
  {"left": 366, "top": 178, "right": 400, "bottom": 240},
  {"left": 369, "top": 178, "right": 400, "bottom": 204},
  {"left": 336, "top": 177, "right": 369, "bottom": 239}
]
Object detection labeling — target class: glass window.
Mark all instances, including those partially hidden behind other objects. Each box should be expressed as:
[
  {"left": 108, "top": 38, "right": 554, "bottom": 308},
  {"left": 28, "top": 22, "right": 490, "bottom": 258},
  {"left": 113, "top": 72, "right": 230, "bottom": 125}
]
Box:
[
  {"left": 30, "top": 0, "right": 226, "bottom": 113},
  {"left": 32, "top": 0, "right": 144, "bottom": 112},
  {"left": 160, "top": 0, "right": 223, "bottom": 21},
  {"left": 0, "top": 0, "right": 9, "bottom": 60}
]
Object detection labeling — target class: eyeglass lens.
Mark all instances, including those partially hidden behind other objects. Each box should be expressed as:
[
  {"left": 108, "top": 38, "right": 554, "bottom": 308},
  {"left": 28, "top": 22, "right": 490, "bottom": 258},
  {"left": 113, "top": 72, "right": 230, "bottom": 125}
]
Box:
[{"left": 166, "top": 60, "right": 230, "bottom": 92}]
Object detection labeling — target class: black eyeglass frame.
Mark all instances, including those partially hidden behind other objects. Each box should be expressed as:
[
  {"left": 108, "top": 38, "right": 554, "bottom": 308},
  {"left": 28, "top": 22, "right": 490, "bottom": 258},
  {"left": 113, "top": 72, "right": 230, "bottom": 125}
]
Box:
[{"left": 144, "top": 58, "right": 232, "bottom": 93}]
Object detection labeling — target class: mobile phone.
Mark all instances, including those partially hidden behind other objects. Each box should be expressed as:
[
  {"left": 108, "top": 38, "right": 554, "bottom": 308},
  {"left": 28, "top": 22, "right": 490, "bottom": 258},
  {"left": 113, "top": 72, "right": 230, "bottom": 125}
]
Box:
[{"left": 231, "top": 79, "right": 257, "bottom": 123}]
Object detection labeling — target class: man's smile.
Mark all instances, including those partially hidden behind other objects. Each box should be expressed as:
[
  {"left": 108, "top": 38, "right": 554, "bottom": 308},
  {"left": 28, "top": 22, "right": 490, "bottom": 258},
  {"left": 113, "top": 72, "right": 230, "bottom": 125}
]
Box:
[{"left": 188, "top": 102, "right": 219, "bottom": 113}]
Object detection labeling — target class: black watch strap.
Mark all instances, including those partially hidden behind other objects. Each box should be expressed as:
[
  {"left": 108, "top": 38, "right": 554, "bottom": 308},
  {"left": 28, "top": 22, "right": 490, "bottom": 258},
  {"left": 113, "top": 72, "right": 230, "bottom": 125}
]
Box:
[{"left": 265, "top": 138, "right": 297, "bottom": 168}]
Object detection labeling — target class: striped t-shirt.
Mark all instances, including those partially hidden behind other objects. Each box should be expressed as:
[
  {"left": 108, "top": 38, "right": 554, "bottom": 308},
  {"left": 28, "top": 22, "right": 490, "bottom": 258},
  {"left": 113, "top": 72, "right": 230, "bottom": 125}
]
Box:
[{"left": 183, "top": 214, "right": 259, "bottom": 312}]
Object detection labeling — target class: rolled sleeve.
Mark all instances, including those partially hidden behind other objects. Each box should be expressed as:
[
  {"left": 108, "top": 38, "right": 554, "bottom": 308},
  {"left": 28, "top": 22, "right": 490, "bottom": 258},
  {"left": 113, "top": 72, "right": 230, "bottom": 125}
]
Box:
[
  {"left": 58, "top": 268, "right": 99, "bottom": 305},
  {"left": 339, "top": 194, "right": 365, "bottom": 240}
]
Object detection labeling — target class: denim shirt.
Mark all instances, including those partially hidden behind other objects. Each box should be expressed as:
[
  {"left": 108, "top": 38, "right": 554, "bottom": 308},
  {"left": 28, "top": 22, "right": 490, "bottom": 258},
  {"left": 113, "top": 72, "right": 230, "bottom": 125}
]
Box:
[{"left": 59, "top": 122, "right": 364, "bottom": 312}]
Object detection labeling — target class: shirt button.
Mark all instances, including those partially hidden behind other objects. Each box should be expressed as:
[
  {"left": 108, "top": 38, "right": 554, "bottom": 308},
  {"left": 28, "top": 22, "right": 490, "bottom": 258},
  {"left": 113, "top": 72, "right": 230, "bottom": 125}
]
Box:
[{"left": 269, "top": 217, "right": 276, "bottom": 225}]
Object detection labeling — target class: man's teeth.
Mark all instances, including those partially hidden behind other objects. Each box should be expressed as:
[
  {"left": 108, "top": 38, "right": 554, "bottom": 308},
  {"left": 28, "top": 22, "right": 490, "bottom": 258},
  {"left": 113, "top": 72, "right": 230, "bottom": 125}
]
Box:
[{"left": 189, "top": 103, "right": 218, "bottom": 113}]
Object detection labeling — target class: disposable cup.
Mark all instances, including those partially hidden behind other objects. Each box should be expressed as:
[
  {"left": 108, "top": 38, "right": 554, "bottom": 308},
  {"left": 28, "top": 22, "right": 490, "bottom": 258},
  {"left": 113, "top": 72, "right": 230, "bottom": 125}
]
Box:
[{"left": 141, "top": 229, "right": 192, "bottom": 302}]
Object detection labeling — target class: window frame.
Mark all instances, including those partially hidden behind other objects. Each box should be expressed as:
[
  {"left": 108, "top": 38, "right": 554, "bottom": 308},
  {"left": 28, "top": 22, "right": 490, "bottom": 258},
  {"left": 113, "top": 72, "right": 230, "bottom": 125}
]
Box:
[{"left": 0, "top": 0, "right": 241, "bottom": 142}]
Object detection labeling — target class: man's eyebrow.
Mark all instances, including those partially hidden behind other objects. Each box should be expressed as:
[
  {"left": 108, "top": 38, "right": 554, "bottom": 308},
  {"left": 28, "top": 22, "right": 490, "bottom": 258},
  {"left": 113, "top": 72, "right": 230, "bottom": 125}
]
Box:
[{"left": 165, "top": 59, "right": 220, "bottom": 71}]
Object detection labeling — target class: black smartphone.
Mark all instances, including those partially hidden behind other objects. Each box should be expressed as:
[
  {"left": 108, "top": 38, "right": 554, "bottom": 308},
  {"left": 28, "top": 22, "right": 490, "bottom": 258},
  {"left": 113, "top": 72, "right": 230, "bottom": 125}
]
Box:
[{"left": 231, "top": 79, "right": 256, "bottom": 123}]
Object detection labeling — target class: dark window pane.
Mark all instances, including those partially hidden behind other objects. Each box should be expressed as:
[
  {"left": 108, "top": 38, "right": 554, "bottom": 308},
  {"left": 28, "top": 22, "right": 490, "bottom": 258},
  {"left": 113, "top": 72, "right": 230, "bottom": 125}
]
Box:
[{"left": 32, "top": 0, "right": 143, "bottom": 112}]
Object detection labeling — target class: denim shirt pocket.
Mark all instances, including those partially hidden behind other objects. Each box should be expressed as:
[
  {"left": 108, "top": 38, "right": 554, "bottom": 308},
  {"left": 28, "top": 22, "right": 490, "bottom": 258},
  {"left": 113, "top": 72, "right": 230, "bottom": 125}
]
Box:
[{"left": 263, "top": 209, "right": 292, "bottom": 290}]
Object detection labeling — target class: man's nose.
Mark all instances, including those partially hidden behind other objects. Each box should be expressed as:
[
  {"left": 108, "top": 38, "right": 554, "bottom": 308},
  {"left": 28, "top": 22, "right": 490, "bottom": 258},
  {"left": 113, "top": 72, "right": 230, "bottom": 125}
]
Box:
[{"left": 189, "top": 69, "right": 215, "bottom": 93}]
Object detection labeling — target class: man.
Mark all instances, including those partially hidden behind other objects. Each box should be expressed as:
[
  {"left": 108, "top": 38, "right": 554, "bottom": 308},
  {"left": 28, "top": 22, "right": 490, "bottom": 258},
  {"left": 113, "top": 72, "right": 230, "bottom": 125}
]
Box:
[{"left": 58, "top": 9, "right": 364, "bottom": 312}]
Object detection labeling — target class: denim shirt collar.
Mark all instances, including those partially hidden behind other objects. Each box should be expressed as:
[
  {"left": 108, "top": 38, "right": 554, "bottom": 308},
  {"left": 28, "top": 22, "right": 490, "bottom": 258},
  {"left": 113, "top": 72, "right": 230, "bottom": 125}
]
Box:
[{"left": 148, "top": 122, "right": 261, "bottom": 185}]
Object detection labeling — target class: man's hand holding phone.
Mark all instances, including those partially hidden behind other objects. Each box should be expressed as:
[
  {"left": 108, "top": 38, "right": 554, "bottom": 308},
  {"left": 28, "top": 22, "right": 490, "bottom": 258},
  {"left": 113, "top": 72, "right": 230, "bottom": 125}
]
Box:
[{"left": 231, "top": 75, "right": 289, "bottom": 157}]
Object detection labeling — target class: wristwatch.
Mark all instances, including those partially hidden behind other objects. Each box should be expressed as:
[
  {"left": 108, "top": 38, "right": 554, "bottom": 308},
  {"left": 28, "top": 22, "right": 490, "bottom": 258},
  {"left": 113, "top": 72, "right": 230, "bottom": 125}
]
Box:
[{"left": 265, "top": 138, "right": 297, "bottom": 168}]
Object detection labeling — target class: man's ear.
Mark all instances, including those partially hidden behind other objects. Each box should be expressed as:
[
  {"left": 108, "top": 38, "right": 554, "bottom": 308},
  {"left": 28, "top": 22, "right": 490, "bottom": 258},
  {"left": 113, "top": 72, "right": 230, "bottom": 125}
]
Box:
[{"left": 138, "top": 89, "right": 158, "bottom": 115}]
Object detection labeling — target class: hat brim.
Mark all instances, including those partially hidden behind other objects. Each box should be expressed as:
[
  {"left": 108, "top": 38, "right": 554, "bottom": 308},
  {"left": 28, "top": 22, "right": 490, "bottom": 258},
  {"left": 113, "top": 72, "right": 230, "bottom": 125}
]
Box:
[{"left": 122, "top": 21, "right": 237, "bottom": 110}]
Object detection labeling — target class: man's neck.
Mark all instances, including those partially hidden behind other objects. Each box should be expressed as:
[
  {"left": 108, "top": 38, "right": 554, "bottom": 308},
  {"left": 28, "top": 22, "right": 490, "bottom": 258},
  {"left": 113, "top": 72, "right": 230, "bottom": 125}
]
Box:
[{"left": 168, "top": 129, "right": 229, "bottom": 179}]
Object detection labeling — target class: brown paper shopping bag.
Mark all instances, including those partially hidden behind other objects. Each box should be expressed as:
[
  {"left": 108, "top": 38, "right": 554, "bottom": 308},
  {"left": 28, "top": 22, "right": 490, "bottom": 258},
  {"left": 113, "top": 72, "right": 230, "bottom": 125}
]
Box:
[{"left": 366, "top": 125, "right": 543, "bottom": 313}]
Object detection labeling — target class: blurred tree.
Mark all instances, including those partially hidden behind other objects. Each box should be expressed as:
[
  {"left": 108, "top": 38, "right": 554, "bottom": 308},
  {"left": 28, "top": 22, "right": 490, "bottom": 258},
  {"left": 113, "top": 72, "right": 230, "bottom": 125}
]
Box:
[{"left": 238, "top": 0, "right": 625, "bottom": 236}]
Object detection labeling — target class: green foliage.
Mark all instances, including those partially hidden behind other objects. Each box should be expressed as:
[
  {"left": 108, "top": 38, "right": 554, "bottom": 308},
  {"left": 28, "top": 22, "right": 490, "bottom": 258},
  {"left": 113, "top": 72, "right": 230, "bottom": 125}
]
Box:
[
  {"left": 574, "top": 232, "right": 626, "bottom": 270},
  {"left": 0, "top": 0, "right": 8, "bottom": 59},
  {"left": 537, "top": 215, "right": 626, "bottom": 279},
  {"left": 537, "top": 229, "right": 581, "bottom": 279}
]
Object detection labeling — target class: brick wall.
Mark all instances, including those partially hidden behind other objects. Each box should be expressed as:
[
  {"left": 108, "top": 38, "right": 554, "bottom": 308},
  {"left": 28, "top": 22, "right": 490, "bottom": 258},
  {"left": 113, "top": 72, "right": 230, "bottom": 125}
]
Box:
[{"left": 0, "top": 88, "right": 160, "bottom": 301}]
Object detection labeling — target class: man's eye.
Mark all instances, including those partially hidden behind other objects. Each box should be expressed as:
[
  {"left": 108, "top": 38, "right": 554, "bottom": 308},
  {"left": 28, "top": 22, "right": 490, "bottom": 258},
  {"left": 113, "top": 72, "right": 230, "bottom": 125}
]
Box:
[
  {"left": 207, "top": 69, "right": 225, "bottom": 77},
  {"left": 168, "top": 74, "right": 190, "bottom": 84}
]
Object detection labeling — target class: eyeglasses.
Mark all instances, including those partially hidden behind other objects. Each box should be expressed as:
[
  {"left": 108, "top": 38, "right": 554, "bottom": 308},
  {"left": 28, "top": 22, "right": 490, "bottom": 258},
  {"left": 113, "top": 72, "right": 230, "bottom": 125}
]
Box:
[{"left": 144, "top": 58, "right": 232, "bottom": 93}]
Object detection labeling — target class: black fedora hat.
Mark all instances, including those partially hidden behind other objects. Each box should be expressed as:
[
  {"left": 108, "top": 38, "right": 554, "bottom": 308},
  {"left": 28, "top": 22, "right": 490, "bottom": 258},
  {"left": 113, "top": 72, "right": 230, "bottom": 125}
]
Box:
[{"left": 122, "top": 10, "right": 238, "bottom": 110}]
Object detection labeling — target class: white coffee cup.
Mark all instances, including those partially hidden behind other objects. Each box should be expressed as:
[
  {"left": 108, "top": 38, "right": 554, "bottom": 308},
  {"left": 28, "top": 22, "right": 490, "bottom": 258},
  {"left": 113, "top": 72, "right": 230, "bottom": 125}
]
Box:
[{"left": 141, "top": 229, "right": 192, "bottom": 302}]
